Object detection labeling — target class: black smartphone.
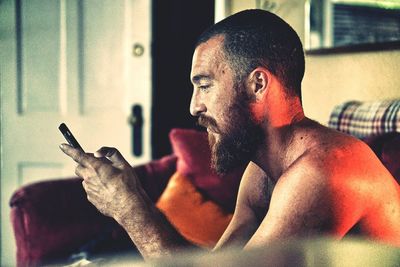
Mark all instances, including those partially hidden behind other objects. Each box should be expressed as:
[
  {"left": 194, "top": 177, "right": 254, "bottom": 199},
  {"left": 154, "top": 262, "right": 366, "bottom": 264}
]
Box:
[{"left": 59, "top": 123, "right": 84, "bottom": 152}]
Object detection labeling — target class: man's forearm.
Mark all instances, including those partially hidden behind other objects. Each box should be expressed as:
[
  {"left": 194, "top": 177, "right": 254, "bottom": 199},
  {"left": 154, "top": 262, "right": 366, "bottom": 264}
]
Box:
[{"left": 114, "top": 187, "right": 196, "bottom": 259}]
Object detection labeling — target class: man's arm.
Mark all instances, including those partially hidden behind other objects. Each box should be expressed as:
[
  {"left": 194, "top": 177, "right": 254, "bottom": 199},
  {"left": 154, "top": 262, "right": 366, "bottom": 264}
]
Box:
[
  {"left": 60, "top": 144, "right": 196, "bottom": 259},
  {"left": 214, "top": 162, "right": 272, "bottom": 250},
  {"left": 114, "top": 185, "right": 195, "bottom": 258},
  {"left": 243, "top": 155, "right": 366, "bottom": 249}
]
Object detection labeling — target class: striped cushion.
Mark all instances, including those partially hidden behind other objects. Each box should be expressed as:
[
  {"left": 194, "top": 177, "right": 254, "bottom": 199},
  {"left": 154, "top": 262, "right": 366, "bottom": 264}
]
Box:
[{"left": 328, "top": 100, "right": 400, "bottom": 138}]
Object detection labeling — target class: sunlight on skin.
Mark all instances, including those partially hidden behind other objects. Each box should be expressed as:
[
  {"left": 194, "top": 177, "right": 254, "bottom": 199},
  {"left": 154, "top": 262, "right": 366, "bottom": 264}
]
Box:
[{"left": 248, "top": 72, "right": 303, "bottom": 128}]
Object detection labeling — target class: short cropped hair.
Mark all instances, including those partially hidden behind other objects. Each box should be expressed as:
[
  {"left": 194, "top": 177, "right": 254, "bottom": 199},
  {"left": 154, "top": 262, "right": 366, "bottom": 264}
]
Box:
[{"left": 196, "top": 9, "right": 305, "bottom": 98}]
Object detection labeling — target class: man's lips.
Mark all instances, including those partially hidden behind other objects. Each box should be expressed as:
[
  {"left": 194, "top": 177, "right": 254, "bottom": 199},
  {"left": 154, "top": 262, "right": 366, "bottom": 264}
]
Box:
[
  {"left": 198, "top": 116, "right": 219, "bottom": 133},
  {"left": 200, "top": 123, "right": 218, "bottom": 134}
]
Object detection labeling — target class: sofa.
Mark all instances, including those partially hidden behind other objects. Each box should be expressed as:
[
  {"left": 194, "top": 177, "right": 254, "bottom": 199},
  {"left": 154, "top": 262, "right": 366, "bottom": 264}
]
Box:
[{"left": 9, "top": 100, "right": 400, "bottom": 267}]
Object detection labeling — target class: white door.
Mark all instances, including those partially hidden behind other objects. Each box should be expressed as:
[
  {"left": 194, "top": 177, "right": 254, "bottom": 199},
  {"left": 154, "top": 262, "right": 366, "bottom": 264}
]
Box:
[{"left": 0, "top": 0, "right": 152, "bottom": 265}]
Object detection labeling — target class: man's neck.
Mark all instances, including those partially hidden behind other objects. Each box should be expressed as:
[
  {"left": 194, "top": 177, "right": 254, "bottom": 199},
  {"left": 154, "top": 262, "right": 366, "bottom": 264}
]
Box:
[{"left": 252, "top": 92, "right": 306, "bottom": 181}]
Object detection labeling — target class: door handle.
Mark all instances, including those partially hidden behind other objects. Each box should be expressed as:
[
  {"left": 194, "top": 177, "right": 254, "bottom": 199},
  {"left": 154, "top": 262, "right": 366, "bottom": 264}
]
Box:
[{"left": 128, "top": 104, "right": 143, "bottom": 157}]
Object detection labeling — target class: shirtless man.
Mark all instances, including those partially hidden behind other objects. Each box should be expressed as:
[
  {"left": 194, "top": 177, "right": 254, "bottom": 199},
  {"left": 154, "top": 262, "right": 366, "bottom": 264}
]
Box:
[{"left": 60, "top": 9, "right": 400, "bottom": 259}]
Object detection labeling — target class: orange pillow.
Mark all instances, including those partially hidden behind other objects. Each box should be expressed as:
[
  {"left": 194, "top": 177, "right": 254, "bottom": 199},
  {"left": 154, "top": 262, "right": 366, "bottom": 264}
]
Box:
[{"left": 156, "top": 172, "right": 233, "bottom": 248}]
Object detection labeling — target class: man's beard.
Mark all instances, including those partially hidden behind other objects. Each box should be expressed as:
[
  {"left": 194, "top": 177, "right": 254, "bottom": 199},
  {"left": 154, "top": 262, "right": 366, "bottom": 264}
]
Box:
[{"left": 199, "top": 91, "right": 264, "bottom": 175}]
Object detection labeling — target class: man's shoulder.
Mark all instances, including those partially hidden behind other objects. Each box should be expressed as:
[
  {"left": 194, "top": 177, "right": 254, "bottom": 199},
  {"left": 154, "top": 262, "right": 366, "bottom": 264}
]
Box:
[
  {"left": 291, "top": 126, "right": 375, "bottom": 175},
  {"left": 281, "top": 131, "right": 395, "bottom": 200}
]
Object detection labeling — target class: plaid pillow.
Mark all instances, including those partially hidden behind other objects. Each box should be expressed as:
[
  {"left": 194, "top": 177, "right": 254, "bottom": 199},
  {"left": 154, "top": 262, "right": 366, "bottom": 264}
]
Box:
[{"left": 328, "top": 100, "right": 400, "bottom": 138}]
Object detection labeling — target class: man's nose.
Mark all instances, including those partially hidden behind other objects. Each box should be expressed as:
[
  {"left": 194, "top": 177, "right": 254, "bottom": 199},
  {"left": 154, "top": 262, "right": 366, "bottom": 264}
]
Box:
[{"left": 189, "top": 90, "right": 206, "bottom": 116}]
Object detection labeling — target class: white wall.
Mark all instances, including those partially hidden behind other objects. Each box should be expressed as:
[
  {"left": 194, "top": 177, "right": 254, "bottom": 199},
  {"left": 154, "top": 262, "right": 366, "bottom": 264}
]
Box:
[
  {"left": 303, "top": 51, "right": 400, "bottom": 124},
  {"left": 227, "top": 0, "right": 400, "bottom": 124}
]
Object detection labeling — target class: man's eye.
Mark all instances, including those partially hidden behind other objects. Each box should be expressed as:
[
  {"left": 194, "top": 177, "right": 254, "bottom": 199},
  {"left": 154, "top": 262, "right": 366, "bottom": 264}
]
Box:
[{"left": 199, "top": 85, "right": 210, "bottom": 91}]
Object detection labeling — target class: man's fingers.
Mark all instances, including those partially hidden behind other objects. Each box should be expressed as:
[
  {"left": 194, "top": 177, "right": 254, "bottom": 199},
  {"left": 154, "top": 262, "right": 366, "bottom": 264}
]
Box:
[
  {"left": 95, "top": 147, "right": 129, "bottom": 166},
  {"left": 60, "top": 144, "right": 94, "bottom": 167},
  {"left": 94, "top": 147, "right": 109, "bottom": 158}
]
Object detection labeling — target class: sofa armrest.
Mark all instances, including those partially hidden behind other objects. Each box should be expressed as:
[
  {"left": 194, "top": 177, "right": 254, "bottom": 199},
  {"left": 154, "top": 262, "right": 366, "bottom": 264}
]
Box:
[{"left": 10, "top": 177, "right": 114, "bottom": 266}]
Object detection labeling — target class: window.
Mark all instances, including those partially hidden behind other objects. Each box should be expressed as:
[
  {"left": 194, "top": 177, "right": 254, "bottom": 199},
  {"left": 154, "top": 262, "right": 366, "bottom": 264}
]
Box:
[{"left": 307, "top": 0, "right": 400, "bottom": 50}]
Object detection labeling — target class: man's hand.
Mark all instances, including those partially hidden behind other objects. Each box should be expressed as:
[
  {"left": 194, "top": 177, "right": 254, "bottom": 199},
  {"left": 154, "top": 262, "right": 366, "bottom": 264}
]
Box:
[
  {"left": 60, "top": 144, "right": 140, "bottom": 220},
  {"left": 61, "top": 144, "right": 196, "bottom": 258}
]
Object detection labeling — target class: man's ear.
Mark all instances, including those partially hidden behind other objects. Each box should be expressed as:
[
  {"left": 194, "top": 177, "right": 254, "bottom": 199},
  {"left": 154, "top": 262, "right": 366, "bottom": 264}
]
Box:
[{"left": 248, "top": 68, "right": 269, "bottom": 100}]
